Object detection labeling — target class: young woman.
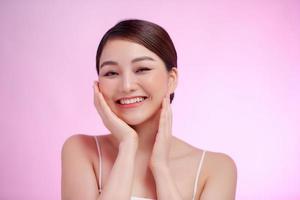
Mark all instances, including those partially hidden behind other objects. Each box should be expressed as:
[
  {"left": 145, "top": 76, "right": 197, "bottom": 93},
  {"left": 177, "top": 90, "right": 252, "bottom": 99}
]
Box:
[{"left": 61, "top": 19, "right": 237, "bottom": 200}]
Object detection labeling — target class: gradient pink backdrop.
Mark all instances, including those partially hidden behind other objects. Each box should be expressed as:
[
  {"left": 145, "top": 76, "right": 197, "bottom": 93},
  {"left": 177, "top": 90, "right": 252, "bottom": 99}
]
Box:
[{"left": 1, "top": 1, "right": 299, "bottom": 199}]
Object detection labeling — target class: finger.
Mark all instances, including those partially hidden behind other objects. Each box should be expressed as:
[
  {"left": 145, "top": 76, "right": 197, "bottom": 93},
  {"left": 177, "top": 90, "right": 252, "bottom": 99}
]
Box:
[
  {"left": 93, "top": 81, "right": 101, "bottom": 107},
  {"left": 165, "top": 96, "right": 172, "bottom": 136},
  {"left": 158, "top": 98, "right": 165, "bottom": 130},
  {"left": 93, "top": 81, "right": 114, "bottom": 120},
  {"left": 93, "top": 82, "right": 105, "bottom": 110},
  {"left": 93, "top": 83, "right": 105, "bottom": 119},
  {"left": 158, "top": 97, "right": 167, "bottom": 136},
  {"left": 162, "top": 95, "right": 172, "bottom": 136},
  {"left": 93, "top": 81, "right": 108, "bottom": 110},
  {"left": 167, "top": 95, "right": 172, "bottom": 129}
]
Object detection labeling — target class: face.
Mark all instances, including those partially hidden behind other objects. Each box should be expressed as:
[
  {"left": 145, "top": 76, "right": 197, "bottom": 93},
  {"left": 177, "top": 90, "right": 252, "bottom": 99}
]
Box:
[{"left": 98, "top": 39, "right": 177, "bottom": 126}]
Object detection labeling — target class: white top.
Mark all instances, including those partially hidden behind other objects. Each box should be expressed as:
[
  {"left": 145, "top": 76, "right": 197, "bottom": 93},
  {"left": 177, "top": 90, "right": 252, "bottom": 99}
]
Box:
[{"left": 94, "top": 136, "right": 206, "bottom": 200}]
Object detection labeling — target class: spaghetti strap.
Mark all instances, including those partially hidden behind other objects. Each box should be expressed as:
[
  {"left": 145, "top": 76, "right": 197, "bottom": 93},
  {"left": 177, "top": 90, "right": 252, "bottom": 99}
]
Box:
[
  {"left": 94, "top": 136, "right": 103, "bottom": 193},
  {"left": 191, "top": 150, "right": 206, "bottom": 200}
]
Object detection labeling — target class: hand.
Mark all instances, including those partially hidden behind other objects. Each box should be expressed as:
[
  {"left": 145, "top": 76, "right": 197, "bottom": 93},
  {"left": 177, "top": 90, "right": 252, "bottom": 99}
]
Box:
[
  {"left": 93, "top": 81, "right": 138, "bottom": 146},
  {"left": 150, "top": 95, "right": 173, "bottom": 169}
]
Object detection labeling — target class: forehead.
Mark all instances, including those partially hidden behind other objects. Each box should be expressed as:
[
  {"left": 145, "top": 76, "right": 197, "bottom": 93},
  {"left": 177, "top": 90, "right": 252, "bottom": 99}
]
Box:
[{"left": 99, "top": 39, "right": 163, "bottom": 63}]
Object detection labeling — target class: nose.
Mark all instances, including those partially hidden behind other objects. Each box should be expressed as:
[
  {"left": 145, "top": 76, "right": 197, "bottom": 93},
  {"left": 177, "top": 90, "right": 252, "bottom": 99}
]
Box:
[{"left": 120, "top": 72, "right": 137, "bottom": 93}]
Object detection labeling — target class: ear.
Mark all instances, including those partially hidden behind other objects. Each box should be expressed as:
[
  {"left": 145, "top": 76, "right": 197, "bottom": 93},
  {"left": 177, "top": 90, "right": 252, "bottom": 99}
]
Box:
[{"left": 167, "top": 67, "right": 178, "bottom": 95}]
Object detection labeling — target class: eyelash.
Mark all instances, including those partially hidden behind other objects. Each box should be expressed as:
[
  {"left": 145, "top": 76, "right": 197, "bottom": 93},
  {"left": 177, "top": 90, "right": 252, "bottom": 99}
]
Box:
[
  {"left": 103, "top": 67, "right": 151, "bottom": 77},
  {"left": 103, "top": 71, "right": 118, "bottom": 77},
  {"left": 136, "top": 67, "right": 151, "bottom": 73}
]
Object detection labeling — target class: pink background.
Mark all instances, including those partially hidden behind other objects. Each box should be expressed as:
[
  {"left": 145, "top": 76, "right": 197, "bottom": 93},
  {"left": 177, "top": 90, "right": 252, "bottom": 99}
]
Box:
[{"left": 1, "top": 1, "right": 299, "bottom": 199}]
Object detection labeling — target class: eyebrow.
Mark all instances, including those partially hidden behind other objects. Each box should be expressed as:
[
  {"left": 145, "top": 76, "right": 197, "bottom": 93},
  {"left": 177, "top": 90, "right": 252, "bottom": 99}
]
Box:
[{"left": 100, "top": 56, "right": 155, "bottom": 69}]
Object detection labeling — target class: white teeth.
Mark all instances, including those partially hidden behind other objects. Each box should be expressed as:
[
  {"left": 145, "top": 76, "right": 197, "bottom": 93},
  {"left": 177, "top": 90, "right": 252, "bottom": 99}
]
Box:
[{"left": 120, "top": 97, "right": 145, "bottom": 105}]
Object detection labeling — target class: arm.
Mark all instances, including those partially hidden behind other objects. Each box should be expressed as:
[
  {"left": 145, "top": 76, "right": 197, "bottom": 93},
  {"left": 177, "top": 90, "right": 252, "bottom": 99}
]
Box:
[
  {"left": 92, "top": 81, "right": 139, "bottom": 199},
  {"left": 149, "top": 97, "right": 183, "bottom": 200},
  {"left": 61, "top": 134, "right": 99, "bottom": 200},
  {"left": 61, "top": 136, "right": 138, "bottom": 200},
  {"left": 151, "top": 164, "right": 183, "bottom": 200},
  {"left": 98, "top": 140, "right": 138, "bottom": 200},
  {"left": 62, "top": 81, "right": 140, "bottom": 199},
  {"left": 199, "top": 153, "right": 237, "bottom": 200}
]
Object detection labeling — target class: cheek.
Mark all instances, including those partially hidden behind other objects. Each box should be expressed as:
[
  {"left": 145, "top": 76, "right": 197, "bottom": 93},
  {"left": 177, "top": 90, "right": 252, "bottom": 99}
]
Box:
[
  {"left": 142, "top": 74, "right": 169, "bottom": 98},
  {"left": 150, "top": 73, "right": 168, "bottom": 91}
]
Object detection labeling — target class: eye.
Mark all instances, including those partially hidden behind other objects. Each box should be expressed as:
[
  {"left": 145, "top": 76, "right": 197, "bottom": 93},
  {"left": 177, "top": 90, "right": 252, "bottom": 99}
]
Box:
[
  {"left": 103, "top": 71, "right": 118, "bottom": 77},
  {"left": 136, "top": 67, "right": 151, "bottom": 73}
]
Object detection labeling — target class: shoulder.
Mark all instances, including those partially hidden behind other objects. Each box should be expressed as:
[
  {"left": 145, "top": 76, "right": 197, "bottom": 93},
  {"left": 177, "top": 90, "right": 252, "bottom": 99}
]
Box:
[
  {"left": 62, "top": 134, "right": 91, "bottom": 147},
  {"left": 206, "top": 151, "right": 236, "bottom": 167},
  {"left": 170, "top": 137, "right": 237, "bottom": 173},
  {"left": 61, "top": 134, "right": 104, "bottom": 199},
  {"left": 62, "top": 134, "right": 93, "bottom": 153},
  {"left": 205, "top": 151, "right": 237, "bottom": 177},
  {"left": 199, "top": 151, "right": 237, "bottom": 199},
  {"left": 171, "top": 138, "right": 237, "bottom": 176},
  {"left": 61, "top": 134, "right": 102, "bottom": 162}
]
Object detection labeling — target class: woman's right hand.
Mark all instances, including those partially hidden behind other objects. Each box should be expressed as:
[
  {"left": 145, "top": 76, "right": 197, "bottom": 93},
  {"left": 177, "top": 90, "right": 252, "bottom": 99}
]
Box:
[{"left": 93, "top": 81, "right": 138, "bottom": 146}]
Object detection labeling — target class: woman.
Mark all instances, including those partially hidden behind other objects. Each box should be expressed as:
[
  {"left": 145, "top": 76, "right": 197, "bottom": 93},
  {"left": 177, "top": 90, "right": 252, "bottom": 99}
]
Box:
[{"left": 61, "top": 19, "right": 237, "bottom": 200}]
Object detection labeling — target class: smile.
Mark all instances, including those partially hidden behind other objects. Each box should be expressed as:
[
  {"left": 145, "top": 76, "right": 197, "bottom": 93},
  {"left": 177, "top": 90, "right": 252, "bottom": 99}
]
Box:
[
  {"left": 120, "top": 97, "right": 146, "bottom": 105},
  {"left": 116, "top": 96, "right": 148, "bottom": 107}
]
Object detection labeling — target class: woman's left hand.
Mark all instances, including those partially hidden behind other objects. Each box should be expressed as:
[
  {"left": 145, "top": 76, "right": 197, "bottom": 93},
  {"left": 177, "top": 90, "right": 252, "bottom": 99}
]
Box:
[{"left": 150, "top": 95, "right": 173, "bottom": 169}]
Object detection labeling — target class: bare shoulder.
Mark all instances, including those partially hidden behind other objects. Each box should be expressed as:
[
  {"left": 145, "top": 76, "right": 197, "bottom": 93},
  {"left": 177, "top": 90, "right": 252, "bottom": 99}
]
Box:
[
  {"left": 170, "top": 137, "right": 237, "bottom": 173},
  {"left": 62, "top": 134, "right": 90, "bottom": 149},
  {"left": 170, "top": 137, "right": 237, "bottom": 199},
  {"left": 171, "top": 138, "right": 237, "bottom": 177},
  {"left": 61, "top": 134, "right": 104, "bottom": 199},
  {"left": 200, "top": 151, "right": 237, "bottom": 200},
  {"left": 61, "top": 134, "right": 97, "bottom": 160},
  {"left": 204, "top": 151, "right": 237, "bottom": 177},
  {"left": 62, "top": 134, "right": 94, "bottom": 145}
]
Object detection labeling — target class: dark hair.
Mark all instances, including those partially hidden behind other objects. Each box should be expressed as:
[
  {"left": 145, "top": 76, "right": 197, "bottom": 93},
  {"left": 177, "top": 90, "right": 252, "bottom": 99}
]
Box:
[{"left": 96, "top": 19, "right": 177, "bottom": 102}]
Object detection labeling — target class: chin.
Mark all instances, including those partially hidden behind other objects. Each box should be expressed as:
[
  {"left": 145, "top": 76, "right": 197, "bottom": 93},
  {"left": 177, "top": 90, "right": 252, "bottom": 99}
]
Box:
[
  {"left": 120, "top": 115, "right": 149, "bottom": 126},
  {"left": 118, "top": 109, "right": 160, "bottom": 127}
]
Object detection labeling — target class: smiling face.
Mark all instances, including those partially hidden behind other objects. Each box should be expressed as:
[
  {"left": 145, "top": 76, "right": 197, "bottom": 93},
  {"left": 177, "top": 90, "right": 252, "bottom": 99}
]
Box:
[{"left": 98, "top": 39, "right": 177, "bottom": 126}]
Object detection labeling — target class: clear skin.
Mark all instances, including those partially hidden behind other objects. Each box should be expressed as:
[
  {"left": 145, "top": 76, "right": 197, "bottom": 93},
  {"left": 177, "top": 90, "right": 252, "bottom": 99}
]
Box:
[{"left": 61, "top": 39, "right": 237, "bottom": 200}]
